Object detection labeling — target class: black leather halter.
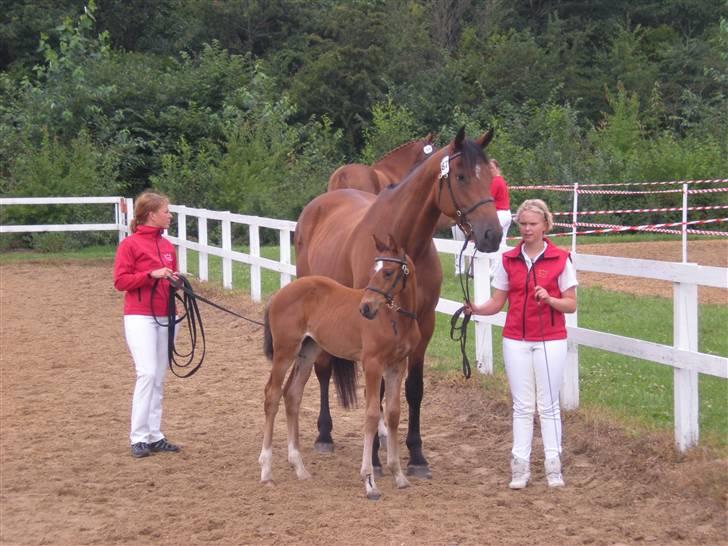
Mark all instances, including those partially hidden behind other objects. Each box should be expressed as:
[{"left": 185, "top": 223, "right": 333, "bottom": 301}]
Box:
[
  {"left": 364, "top": 256, "right": 417, "bottom": 319},
  {"left": 438, "top": 150, "right": 494, "bottom": 235}
]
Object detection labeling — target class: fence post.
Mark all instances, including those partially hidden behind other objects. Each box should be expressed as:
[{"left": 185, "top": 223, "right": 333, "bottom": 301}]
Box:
[
  {"left": 176, "top": 207, "right": 187, "bottom": 275},
  {"left": 250, "top": 222, "right": 261, "bottom": 302},
  {"left": 673, "top": 279, "right": 699, "bottom": 451},
  {"left": 222, "top": 216, "right": 232, "bottom": 290},
  {"left": 474, "top": 252, "right": 493, "bottom": 374},
  {"left": 561, "top": 307, "right": 580, "bottom": 410},
  {"left": 279, "top": 229, "right": 292, "bottom": 287},
  {"left": 198, "top": 216, "right": 208, "bottom": 282}
]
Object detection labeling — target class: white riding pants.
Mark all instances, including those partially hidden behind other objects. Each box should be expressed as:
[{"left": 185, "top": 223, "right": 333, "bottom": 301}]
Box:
[
  {"left": 502, "top": 337, "right": 567, "bottom": 461},
  {"left": 124, "top": 315, "right": 177, "bottom": 445}
]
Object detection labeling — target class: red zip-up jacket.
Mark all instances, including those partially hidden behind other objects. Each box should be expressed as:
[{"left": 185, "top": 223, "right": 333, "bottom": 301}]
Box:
[
  {"left": 113, "top": 224, "right": 177, "bottom": 316},
  {"left": 501, "top": 238, "right": 570, "bottom": 341}
]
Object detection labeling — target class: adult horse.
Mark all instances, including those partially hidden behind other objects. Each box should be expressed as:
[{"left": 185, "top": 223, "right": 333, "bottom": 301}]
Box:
[
  {"left": 295, "top": 127, "right": 502, "bottom": 477},
  {"left": 327, "top": 134, "right": 436, "bottom": 194}
]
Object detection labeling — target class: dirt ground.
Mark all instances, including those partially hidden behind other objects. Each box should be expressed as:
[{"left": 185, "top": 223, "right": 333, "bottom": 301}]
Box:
[{"left": 1, "top": 240, "right": 726, "bottom": 545}]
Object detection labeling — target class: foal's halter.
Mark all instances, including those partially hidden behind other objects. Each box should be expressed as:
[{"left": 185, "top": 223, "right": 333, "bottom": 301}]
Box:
[
  {"left": 364, "top": 256, "right": 417, "bottom": 319},
  {"left": 438, "top": 150, "right": 495, "bottom": 236}
]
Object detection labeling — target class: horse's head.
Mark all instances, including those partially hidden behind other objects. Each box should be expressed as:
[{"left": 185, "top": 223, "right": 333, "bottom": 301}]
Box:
[
  {"left": 436, "top": 127, "right": 502, "bottom": 252},
  {"left": 360, "top": 234, "right": 415, "bottom": 320}
]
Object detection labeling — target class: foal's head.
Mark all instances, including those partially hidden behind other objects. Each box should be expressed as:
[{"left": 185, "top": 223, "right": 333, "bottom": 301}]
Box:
[{"left": 359, "top": 234, "right": 414, "bottom": 320}]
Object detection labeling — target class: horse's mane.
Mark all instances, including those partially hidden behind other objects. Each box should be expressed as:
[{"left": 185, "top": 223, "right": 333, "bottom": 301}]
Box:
[
  {"left": 459, "top": 138, "right": 488, "bottom": 168},
  {"left": 374, "top": 138, "right": 423, "bottom": 164}
]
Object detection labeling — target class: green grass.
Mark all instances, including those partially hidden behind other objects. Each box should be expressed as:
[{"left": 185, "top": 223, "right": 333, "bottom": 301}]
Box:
[{"left": 3, "top": 242, "right": 726, "bottom": 449}]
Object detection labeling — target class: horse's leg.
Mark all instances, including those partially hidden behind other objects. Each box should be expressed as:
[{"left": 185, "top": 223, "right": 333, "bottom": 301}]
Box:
[
  {"left": 384, "top": 362, "right": 410, "bottom": 490},
  {"left": 259, "top": 351, "right": 295, "bottom": 484},
  {"left": 361, "top": 359, "right": 383, "bottom": 500},
  {"left": 405, "top": 311, "right": 435, "bottom": 478},
  {"left": 313, "top": 354, "right": 334, "bottom": 453},
  {"left": 284, "top": 340, "right": 319, "bottom": 480},
  {"left": 371, "top": 379, "right": 386, "bottom": 477}
]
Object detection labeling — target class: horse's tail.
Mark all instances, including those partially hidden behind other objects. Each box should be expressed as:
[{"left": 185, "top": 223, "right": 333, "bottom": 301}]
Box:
[
  {"left": 263, "top": 305, "right": 274, "bottom": 361},
  {"left": 331, "top": 357, "right": 358, "bottom": 409}
]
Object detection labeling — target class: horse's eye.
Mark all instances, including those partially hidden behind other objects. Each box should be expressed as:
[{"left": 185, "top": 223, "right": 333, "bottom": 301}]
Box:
[
  {"left": 456, "top": 174, "right": 466, "bottom": 182},
  {"left": 384, "top": 270, "right": 393, "bottom": 278}
]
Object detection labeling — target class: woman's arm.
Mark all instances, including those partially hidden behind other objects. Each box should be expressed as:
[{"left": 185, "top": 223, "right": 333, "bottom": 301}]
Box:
[{"left": 464, "top": 288, "right": 508, "bottom": 316}]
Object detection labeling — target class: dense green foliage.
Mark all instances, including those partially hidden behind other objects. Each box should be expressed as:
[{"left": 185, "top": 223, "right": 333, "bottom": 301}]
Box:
[{"left": 2, "top": 0, "right": 727, "bottom": 249}]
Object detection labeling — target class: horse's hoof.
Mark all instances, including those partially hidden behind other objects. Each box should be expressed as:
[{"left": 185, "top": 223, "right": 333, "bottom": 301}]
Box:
[
  {"left": 366, "top": 490, "right": 382, "bottom": 501},
  {"left": 261, "top": 479, "right": 276, "bottom": 487},
  {"left": 314, "top": 441, "right": 334, "bottom": 454},
  {"left": 373, "top": 466, "right": 384, "bottom": 478},
  {"left": 406, "top": 464, "right": 432, "bottom": 479}
]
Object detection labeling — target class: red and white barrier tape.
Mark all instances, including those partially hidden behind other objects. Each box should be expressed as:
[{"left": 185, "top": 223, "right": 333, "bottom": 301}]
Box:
[
  {"left": 551, "top": 204, "right": 728, "bottom": 216},
  {"left": 544, "top": 217, "right": 728, "bottom": 237},
  {"left": 510, "top": 178, "right": 728, "bottom": 190},
  {"left": 576, "top": 187, "right": 728, "bottom": 195}
]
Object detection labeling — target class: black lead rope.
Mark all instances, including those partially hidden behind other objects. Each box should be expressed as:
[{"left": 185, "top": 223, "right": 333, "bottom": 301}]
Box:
[
  {"left": 450, "top": 235, "right": 476, "bottom": 378},
  {"left": 151, "top": 275, "right": 264, "bottom": 378}
]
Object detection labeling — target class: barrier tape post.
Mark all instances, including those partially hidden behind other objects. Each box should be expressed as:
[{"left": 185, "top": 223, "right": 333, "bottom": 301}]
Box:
[
  {"left": 682, "top": 184, "right": 688, "bottom": 263},
  {"left": 571, "top": 183, "right": 579, "bottom": 254}
]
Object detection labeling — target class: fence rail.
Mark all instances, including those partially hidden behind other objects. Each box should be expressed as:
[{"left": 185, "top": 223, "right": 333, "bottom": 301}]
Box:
[{"left": 2, "top": 196, "right": 726, "bottom": 452}]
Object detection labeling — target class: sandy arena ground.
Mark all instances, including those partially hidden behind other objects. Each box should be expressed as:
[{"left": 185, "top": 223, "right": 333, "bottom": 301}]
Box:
[{"left": 0, "top": 240, "right": 726, "bottom": 545}]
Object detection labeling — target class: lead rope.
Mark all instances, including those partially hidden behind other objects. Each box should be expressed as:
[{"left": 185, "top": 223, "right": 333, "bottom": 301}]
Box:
[
  {"left": 450, "top": 235, "right": 476, "bottom": 378},
  {"left": 532, "top": 268, "right": 562, "bottom": 460},
  {"left": 152, "top": 275, "right": 264, "bottom": 378}
]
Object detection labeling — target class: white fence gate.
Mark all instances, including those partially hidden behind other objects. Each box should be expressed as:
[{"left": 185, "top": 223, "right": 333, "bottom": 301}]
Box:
[{"left": 2, "top": 196, "right": 726, "bottom": 452}]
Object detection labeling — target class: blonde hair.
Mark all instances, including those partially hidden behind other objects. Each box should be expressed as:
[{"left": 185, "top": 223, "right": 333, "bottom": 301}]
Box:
[
  {"left": 130, "top": 190, "right": 169, "bottom": 233},
  {"left": 515, "top": 199, "right": 553, "bottom": 231}
]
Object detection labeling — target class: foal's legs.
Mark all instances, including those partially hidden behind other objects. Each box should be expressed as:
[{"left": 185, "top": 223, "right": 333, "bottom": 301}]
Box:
[
  {"left": 361, "top": 359, "right": 384, "bottom": 500},
  {"left": 259, "top": 348, "right": 297, "bottom": 483},
  {"left": 283, "top": 340, "right": 319, "bottom": 480},
  {"left": 384, "top": 362, "right": 410, "bottom": 490}
]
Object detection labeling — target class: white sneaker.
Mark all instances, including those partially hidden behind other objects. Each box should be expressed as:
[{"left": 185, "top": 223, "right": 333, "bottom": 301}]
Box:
[
  {"left": 509, "top": 456, "right": 530, "bottom": 489},
  {"left": 545, "top": 457, "right": 565, "bottom": 487}
]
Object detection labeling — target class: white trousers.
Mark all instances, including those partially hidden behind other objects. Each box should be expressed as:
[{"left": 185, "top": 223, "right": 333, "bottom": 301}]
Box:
[
  {"left": 124, "top": 315, "right": 177, "bottom": 445},
  {"left": 502, "top": 337, "right": 567, "bottom": 461},
  {"left": 452, "top": 210, "right": 512, "bottom": 274}
]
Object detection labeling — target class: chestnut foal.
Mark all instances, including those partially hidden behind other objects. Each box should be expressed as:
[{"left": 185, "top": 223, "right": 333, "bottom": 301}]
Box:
[{"left": 259, "top": 234, "right": 420, "bottom": 500}]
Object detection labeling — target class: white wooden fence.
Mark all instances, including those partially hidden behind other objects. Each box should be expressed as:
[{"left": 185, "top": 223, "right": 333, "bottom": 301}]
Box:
[{"left": 2, "top": 196, "right": 726, "bottom": 452}]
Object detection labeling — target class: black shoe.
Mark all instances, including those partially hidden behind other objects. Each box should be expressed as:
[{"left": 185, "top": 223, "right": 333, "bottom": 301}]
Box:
[
  {"left": 149, "top": 438, "right": 180, "bottom": 453},
  {"left": 131, "top": 442, "right": 151, "bottom": 458}
]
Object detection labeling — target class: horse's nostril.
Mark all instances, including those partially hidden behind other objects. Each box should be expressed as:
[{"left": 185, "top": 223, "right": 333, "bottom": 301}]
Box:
[{"left": 361, "top": 304, "right": 370, "bottom": 317}]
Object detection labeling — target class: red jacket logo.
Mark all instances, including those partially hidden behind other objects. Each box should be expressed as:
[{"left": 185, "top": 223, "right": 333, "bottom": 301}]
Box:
[{"left": 162, "top": 252, "right": 173, "bottom": 263}]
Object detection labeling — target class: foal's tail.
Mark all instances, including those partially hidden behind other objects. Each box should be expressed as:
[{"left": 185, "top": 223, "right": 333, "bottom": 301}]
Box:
[
  {"left": 332, "top": 357, "right": 358, "bottom": 409},
  {"left": 263, "top": 305, "right": 274, "bottom": 361}
]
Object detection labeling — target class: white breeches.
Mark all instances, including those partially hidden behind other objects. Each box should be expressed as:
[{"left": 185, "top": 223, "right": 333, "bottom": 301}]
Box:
[
  {"left": 124, "top": 315, "right": 177, "bottom": 444},
  {"left": 502, "top": 337, "right": 567, "bottom": 461}
]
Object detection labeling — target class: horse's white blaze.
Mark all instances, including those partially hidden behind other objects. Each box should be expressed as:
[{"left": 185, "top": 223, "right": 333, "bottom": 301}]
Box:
[{"left": 373, "top": 260, "right": 383, "bottom": 272}]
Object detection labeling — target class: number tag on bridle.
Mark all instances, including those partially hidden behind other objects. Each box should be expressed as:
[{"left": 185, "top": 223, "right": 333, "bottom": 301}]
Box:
[
  {"left": 423, "top": 144, "right": 433, "bottom": 155},
  {"left": 439, "top": 156, "right": 450, "bottom": 179}
]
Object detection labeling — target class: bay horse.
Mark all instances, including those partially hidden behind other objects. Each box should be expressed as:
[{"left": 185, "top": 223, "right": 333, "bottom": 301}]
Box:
[
  {"left": 260, "top": 235, "right": 420, "bottom": 500},
  {"left": 327, "top": 134, "right": 436, "bottom": 194},
  {"left": 295, "top": 127, "right": 502, "bottom": 478}
]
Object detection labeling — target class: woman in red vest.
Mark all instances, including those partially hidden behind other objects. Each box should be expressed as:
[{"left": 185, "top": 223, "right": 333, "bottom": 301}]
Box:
[
  {"left": 114, "top": 190, "right": 182, "bottom": 458},
  {"left": 464, "top": 199, "right": 577, "bottom": 489}
]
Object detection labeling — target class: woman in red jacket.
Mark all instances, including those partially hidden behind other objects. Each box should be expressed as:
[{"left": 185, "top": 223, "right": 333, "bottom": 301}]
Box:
[
  {"left": 113, "top": 190, "right": 181, "bottom": 458},
  {"left": 465, "top": 199, "right": 577, "bottom": 489}
]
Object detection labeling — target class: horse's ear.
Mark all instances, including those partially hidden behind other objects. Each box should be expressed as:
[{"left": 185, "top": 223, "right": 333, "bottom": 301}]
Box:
[
  {"left": 372, "top": 233, "right": 388, "bottom": 253},
  {"left": 387, "top": 233, "right": 399, "bottom": 253},
  {"left": 424, "top": 132, "right": 434, "bottom": 143},
  {"left": 454, "top": 126, "right": 466, "bottom": 149},
  {"left": 476, "top": 128, "right": 495, "bottom": 149}
]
